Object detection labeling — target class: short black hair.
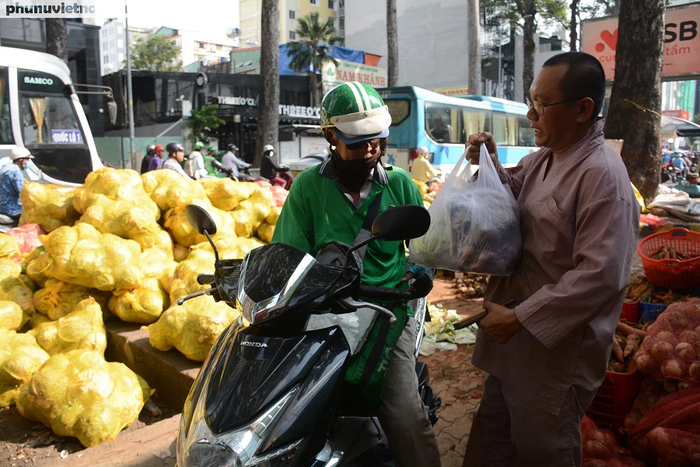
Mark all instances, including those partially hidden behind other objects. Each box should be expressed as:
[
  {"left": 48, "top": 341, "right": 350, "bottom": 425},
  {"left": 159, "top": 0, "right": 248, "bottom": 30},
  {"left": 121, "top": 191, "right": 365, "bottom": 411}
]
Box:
[{"left": 542, "top": 52, "right": 606, "bottom": 122}]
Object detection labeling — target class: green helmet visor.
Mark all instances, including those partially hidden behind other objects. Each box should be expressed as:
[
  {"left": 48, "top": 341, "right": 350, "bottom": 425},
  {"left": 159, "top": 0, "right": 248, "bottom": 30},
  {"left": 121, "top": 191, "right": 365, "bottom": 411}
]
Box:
[{"left": 334, "top": 127, "right": 390, "bottom": 145}]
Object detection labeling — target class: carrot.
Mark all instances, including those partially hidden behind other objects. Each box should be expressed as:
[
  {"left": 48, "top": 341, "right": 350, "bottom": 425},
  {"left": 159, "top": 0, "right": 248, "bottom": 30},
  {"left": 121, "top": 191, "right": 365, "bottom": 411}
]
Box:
[
  {"left": 612, "top": 335, "right": 625, "bottom": 362},
  {"left": 624, "top": 334, "right": 641, "bottom": 359},
  {"left": 617, "top": 321, "right": 647, "bottom": 339},
  {"left": 626, "top": 358, "right": 638, "bottom": 373}
]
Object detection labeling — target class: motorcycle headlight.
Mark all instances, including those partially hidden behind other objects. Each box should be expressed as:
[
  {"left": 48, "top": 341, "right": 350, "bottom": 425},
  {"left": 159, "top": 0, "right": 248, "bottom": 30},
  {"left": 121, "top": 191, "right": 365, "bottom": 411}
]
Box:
[{"left": 177, "top": 386, "right": 302, "bottom": 467}]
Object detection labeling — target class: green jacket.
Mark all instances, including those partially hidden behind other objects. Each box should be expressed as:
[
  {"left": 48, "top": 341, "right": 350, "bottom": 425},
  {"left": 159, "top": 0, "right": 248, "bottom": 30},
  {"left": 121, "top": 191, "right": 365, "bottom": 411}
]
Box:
[{"left": 272, "top": 160, "right": 424, "bottom": 291}]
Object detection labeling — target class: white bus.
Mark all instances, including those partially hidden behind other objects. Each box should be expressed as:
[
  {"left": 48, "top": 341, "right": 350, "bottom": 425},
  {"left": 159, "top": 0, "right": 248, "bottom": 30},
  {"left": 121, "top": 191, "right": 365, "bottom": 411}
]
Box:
[{"left": 0, "top": 46, "right": 104, "bottom": 186}]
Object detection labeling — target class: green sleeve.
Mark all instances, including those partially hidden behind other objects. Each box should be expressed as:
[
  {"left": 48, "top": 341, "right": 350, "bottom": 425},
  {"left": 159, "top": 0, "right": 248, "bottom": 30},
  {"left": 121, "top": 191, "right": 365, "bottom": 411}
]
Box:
[{"left": 272, "top": 176, "right": 313, "bottom": 253}]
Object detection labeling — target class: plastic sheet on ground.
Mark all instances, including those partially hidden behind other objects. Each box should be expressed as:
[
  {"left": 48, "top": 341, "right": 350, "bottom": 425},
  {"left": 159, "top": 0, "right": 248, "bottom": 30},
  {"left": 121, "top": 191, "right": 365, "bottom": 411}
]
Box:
[
  {"left": 0, "top": 330, "right": 50, "bottom": 407},
  {"left": 19, "top": 183, "right": 79, "bottom": 232},
  {"left": 146, "top": 295, "right": 239, "bottom": 362},
  {"left": 419, "top": 303, "right": 478, "bottom": 356},
  {"left": 16, "top": 349, "right": 152, "bottom": 447}
]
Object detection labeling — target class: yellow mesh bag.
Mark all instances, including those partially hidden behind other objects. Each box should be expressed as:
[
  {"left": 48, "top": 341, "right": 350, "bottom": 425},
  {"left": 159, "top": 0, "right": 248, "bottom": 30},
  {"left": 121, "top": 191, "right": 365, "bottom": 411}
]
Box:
[
  {"left": 28, "top": 297, "right": 107, "bottom": 356},
  {"left": 230, "top": 187, "right": 273, "bottom": 238},
  {"left": 190, "top": 236, "right": 264, "bottom": 259},
  {"left": 109, "top": 278, "right": 168, "bottom": 324},
  {"left": 141, "top": 169, "right": 207, "bottom": 213},
  {"left": 256, "top": 222, "right": 275, "bottom": 243},
  {"left": 39, "top": 223, "right": 142, "bottom": 291},
  {"left": 146, "top": 295, "right": 239, "bottom": 362},
  {"left": 24, "top": 247, "right": 50, "bottom": 288},
  {"left": 17, "top": 349, "right": 152, "bottom": 447},
  {"left": 163, "top": 199, "right": 236, "bottom": 247},
  {"left": 0, "top": 233, "right": 21, "bottom": 261},
  {"left": 0, "top": 301, "right": 26, "bottom": 331},
  {"left": 31, "top": 312, "right": 51, "bottom": 329},
  {"left": 173, "top": 244, "right": 190, "bottom": 262},
  {"left": 0, "top": 258, "right": 36, "bottom": 321},
  {"left": 197, "top": 178, "right": 256, "bottom": 211},
  {"left": 265, "top": 206, "right": 282, "bottom": 225},
  {"left": 33, "top": 278, "right": 109, "bottom": 321},
  {"left": 163, "top": 249, "right": 214, "bottom": 302},
  {"left": 0, "top": 331, "right": 50, "bottom": 407},
  {"left": 19, "top": 183, "right": 79, "bottom": 232}
]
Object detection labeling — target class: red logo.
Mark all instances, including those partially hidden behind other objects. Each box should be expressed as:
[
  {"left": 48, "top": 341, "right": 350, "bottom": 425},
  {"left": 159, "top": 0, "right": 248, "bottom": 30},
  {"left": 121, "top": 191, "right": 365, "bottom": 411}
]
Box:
[{"left": 595, "top": 29, "right": 618, "bottom": 52}]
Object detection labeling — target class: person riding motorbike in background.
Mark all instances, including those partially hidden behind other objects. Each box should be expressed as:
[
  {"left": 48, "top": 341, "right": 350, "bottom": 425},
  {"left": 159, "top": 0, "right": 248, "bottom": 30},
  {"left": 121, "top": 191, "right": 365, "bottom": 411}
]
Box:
[
  {"left": 222, "top": 143, "right": 250, "bottom": 180},
  {"left": 186, "top": 141, "right": 209, "bottom": 179},
  {"left": 141, "top": 144, "right": 156, "bottom": 174},
  {"left": 260, "top": 144, "right": 292, "bottom": 188},
  {"left": 162, "top": 142, "right": 192, "bottom": 180},
  {"left": 272, "top": 81, "right": 441, "bottom": 467},
  {"left": 0, "top": 147, "right": 33, "bottom": 224},
  {"left": 203, "top": 146, "right": 222, "bottom": 177}
]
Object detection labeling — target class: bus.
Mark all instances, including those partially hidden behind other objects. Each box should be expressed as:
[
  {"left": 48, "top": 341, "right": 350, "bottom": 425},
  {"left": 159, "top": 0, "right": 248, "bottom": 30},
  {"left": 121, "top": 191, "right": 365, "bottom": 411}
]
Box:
[
  {"left": 0, "top": 46, "right": 104, "bottom": 186},
  {"left": 378, "top": 86, "right": 537, "bottom": 174}
]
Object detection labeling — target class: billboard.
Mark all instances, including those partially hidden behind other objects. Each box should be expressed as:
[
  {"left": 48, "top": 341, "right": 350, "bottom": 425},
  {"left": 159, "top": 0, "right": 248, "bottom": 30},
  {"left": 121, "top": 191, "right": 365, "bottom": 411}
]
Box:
[
  {"left": 322, "top": 59, "right": 388, "bottom": 88},
  {"left": 581, "top": 3, "right": 700, "bottom": 80}
]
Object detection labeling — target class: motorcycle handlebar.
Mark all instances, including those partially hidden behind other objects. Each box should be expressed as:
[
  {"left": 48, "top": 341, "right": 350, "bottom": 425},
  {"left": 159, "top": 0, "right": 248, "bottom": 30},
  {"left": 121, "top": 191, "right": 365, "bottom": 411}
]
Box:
[
  {"left": 197, "top": 274, "right": 215, "bottom": 285},
  {"left": 358, "top": 285, "right": 412, "bottom": 301}
]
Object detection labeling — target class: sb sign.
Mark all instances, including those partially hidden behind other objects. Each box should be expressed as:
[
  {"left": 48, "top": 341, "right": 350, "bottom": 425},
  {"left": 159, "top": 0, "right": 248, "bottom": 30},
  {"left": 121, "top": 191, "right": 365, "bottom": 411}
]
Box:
[{"left": 581, "top": 4, "right": 700, "bottom": 80}]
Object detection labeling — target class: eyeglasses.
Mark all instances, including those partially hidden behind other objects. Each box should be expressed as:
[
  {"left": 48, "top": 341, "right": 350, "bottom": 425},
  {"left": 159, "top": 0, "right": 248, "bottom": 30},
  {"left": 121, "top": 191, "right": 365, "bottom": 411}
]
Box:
[
  {"left": 526, "top": 97, "right": 579, "bottom": 115},
  {"left": 345, "top": 138, "right": 382, "bottom": 151}
]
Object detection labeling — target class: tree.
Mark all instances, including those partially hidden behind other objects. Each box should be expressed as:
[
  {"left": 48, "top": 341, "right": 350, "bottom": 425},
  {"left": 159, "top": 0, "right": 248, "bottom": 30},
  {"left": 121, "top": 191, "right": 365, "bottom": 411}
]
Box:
[
  {"left": 46, "top": 19, "right": 67, "bottom": 62},
  {"left": 468, "top": 0, "right": 482, "bottom": 94},
  {"left": 604, "top": 0, "right": 665, "bottom": 203},
  {"left": 694, "top": 112, "right": 700, "bottom": 125},
  {"left": 387, "top": 0, "right": 399, "bottom": 87},
  {"left": 286, "top": 15, "right": 342, "bottom": 106},
  {"left": 570, "top": 0, "right": 578, "bottom": 51},
  {"left": 256, "top": 0, "right": 280, "bottom": 167},
  {"left": 185, "top": 105, "right": 225, "bottom": 146},
  {"left": 130, "top": 35, "right": 182, "bottom": 72}
]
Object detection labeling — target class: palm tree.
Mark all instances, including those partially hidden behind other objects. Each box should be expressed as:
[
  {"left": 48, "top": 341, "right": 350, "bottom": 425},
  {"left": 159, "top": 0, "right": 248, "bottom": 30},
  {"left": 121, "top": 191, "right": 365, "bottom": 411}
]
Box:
[
  {"left": 256, "top": 0, "right": 280, "bottom": 167},
  {"left": 286, "top": 15, "right": 342, "bottom": 106},
  {"left": 387, "top": 0, "right": 398, "bottom": 86},
  {"left": 467, "top": 0, "right": 481, "bottom": 94}
]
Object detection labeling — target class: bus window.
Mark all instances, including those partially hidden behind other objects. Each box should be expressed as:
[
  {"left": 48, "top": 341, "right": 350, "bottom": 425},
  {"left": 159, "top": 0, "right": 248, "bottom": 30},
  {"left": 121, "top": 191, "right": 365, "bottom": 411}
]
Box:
[
  {"left": 0, "top": 68, "right": 11, "bottom": 144},
  {"left": 492, "top": 112, "right": 519, "bottom": 146},
  {"left": 20, "top": 95, "right": 82, "bottom": 145},
  {"left": 425, "top": 103, "right": 461, "bottom": 143},
  {"left": 462, "top": 108, "right": 490, "bottom": 140},
  {"left": 518, "top": 115, "right": 535, "bottom": 146},
  {"left": 385, "top": 99, "right": 411, "bottom": 126}
]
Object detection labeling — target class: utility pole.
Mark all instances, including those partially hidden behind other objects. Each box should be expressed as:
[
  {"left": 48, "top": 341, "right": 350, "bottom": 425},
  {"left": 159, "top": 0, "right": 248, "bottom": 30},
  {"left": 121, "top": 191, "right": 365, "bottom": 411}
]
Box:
[{"left": 125, "top": 0, "right": 136, "bottom": 169}]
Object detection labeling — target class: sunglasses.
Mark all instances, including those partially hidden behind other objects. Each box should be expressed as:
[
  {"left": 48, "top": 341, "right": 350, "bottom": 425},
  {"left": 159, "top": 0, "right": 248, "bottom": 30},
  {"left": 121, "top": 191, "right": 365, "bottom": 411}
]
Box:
[{"left": 345, "top": 138, "right": 382, "bottom": 151}]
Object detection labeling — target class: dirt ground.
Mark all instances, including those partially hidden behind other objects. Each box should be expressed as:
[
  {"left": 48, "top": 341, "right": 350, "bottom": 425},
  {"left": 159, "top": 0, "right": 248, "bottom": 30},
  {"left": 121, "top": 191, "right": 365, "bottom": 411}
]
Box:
[{"left": 0, "top": 276, "right": 482, "bottom": 467}]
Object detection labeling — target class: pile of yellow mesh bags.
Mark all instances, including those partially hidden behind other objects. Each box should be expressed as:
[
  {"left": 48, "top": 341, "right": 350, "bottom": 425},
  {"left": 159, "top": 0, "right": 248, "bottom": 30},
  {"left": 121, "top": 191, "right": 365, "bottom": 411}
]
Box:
[{"left": 19, "top": 183, "right": 79, "bottom": 232}]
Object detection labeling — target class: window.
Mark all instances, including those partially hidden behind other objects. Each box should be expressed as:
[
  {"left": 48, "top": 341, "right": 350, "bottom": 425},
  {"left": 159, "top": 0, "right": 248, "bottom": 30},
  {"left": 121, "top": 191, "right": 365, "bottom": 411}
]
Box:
[
  {"left": 20, "top": 95, "right": 82, "bottom": 145},
  {"left": 310, "top": 12, "right": 319, "bottom": 22},
  {"left": 462, "top": 108, "right": 490, "bottom": 139},
  {"left": 518, "top": 115, "right": 535, "bottom": 146},
  {"left": 340, "top": 17, "right": 345, "bottom": 29},
  {"left": 328, "top": 0, "right": 334, "bottom": 8},
  {"left": 118, "top": 52, "right": 124, "bottom": 62},
  {"left": 385, "top": 99, "right": 410, "bottom": 126},
  {"left": 117, "top": 39, "right": 123, "bottom": 48},
  {"left": 289, "top": 31, "right": 296, "bottom": 40},
  {"left": 310, "top": 0, "right": 317, "bottom": 5},
  {"left": 424, "top": 103, "right": 463, "bottom": 144},
  {"left": 289, "top": 10, "right": 295, "bottom": 19},
  {"left": 492, "top": 112, "right": 518, "bottom": 146},
  {"left": 0, "top": 68, "right": 13, "bottom": 144}
]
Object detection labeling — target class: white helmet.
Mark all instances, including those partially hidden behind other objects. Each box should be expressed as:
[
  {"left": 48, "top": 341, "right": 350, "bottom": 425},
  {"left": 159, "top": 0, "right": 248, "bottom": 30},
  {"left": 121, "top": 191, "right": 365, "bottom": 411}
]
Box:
[
  {"left": 417, "top": 146, "right": 429, "bottom": 155},
  {"left": 10, "top": 147, "right": 33, "bottom": 161}
]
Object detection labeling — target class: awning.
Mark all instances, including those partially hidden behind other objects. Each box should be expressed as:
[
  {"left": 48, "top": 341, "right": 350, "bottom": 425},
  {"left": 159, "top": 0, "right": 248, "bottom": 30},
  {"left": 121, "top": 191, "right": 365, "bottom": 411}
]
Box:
[{"left": 661, "top": 116, "right": 700, "bottom": 138}]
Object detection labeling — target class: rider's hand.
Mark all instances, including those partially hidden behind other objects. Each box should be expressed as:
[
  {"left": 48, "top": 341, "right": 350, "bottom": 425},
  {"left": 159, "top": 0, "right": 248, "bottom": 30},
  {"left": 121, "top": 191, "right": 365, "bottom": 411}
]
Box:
[
  {"left": 466, "top": 132, "right": 498, "bottom": 165},
  {"left": 401, "top": 272, "right": 433, "bottom": 298}
]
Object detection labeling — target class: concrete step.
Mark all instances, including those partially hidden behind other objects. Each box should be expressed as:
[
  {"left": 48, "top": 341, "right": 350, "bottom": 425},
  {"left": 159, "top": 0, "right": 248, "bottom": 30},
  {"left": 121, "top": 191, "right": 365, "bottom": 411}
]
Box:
[
  {"left": 40, "top": 415, "right": 180, "bottom": 467},
  {"left": 104, "top": 321, "right": 201, "bottom": 410}
]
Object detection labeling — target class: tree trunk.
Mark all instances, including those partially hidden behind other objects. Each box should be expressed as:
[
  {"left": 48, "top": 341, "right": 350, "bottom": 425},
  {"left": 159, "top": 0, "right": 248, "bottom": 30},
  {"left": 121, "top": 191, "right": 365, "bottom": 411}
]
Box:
[
  {"left": 611, "top": 0, "right": 620, "bottom": 15},
  {"left": 256, "top": 0, "right": 280, "bottom": 168},
  {"left": 46, "top": 19, "right": 67, "bottom": 62},
  {"left": 467, "top": 0, "right": 482, "bottom": 94},
  {"left": 310, "top": 70, "right": 319, "bottom": 108},
  {"left": 387, "top": 0, "right": 399, "bottom": 87},
  {"left": 522, "top": 0, "right": 536, "bottom": 102},
  {"left": 570, "top": 0, "right": 578, "bottom": 52},
  {"left": 604, "top": 0, "right": 664, "bottom": 204}
]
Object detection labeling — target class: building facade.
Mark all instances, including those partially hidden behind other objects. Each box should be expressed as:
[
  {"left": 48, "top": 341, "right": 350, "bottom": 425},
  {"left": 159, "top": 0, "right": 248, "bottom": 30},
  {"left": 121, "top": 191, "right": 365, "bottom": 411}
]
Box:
[
  {"left": 99, "top": 19, "right": 149, "bottom": 76},
  {"left": 239, "top": 0, "right": 339, "bottom": 47}
]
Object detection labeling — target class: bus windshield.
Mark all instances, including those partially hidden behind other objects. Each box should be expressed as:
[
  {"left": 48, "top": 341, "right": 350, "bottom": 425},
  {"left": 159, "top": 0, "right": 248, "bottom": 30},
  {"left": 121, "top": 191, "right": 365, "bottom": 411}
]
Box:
[{"left": 20, "top": 95, "right": 83, "bottom": 145}]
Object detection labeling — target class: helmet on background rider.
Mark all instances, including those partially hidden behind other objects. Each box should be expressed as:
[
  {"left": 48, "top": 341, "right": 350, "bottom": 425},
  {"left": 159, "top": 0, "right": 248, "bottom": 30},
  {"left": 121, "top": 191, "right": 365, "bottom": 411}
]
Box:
[
  {"left": 206, "top": 145, "right": 216, "bottom": 154},
  {"left": 194, "top": 141, "right": 205, "bottom": 151},
  {"left": 227, "top": 144, "right": 238, "bottom": 152},
  {"left": 9, "top": 147, "right": 34, "bottom": 161},
  {"left": 320, "top": 81, "right": 392, "bottom": 144},
  {"left": 147, "top": 144, "right": 156, "bottom": 155},
  {"left": 166, "top": 142, "right": 184, "bottom": 155},
  {"left": 154, "top": 145, "right": 164, "bottom": 154},
  {"left": 262, "top": 144, "right": 274, "bottom": 156}
]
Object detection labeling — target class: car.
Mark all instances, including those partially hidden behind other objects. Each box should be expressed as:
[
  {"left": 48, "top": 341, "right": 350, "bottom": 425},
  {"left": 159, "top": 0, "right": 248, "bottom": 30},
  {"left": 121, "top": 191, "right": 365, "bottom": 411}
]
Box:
[{"left": 287, "top": 152, "right": 330, "bottom": 178}]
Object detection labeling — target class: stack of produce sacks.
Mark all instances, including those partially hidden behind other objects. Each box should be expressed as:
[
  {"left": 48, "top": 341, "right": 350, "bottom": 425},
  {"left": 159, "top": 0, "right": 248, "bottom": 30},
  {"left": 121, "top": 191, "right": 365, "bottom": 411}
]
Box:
[
  {"left": 19, "top": 182, "right": 79, "bottom": 232},
  {"left": 0, "top": 258, "right": 35, "bottom": 328},
  {"left": 0, "top": 331, "right": 49, "bottom": 406},
  {"left": 581, "top": 415, "right": 646, "bottom": 466}
]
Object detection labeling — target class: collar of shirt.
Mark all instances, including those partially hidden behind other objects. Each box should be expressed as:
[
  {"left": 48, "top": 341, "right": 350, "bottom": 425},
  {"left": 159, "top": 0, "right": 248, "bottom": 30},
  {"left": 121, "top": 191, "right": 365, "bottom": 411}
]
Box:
[{"left": 318, "top": 155, "right": 389, "bottom": 208}]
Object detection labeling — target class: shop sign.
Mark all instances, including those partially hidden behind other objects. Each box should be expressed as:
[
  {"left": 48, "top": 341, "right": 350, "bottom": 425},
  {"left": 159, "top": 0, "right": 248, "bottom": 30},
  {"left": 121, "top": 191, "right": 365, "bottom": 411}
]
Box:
[
  {"left": 663, "top": 109, "right": 691, "bottom": 120},
  {"left": 322, "top": 59, "right": 388, "bottom": 88},
  {"left": 431, "top": 85, "right": 470, "bottom": 97},
  {"left": 582, "top": 4, "right": 700, "bottom": 80},
  {"left": 215, "top": 96, "right": 320, "bottom": 119}
]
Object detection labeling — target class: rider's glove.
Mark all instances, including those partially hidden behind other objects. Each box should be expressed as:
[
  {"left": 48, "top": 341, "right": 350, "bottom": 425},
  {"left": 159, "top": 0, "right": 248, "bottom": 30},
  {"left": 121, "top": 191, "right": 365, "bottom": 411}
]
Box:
[{"left": 411, "top": 272, "right": 433, "bottom": 298}]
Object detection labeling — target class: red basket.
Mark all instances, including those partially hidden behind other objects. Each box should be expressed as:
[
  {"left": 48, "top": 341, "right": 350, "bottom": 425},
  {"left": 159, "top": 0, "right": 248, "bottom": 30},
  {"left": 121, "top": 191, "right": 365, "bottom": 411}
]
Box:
[
  {"left": 620, "top": 301, "right": 639, "bottom": 322},
  {"left": 637, "top": 228, "right": 700, "bottom": 290},
  {"left": 586, "top": 370, "right": 642, "bottom": 433}
]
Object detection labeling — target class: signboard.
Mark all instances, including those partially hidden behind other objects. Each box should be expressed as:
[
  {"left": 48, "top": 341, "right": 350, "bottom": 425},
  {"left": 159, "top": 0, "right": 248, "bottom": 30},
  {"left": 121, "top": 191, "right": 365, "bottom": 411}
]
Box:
[
  {"left": 663, "top": 109, "right": 691, "bottom": 120},
  {"left": 215, "top": 96, "right": 320, "bottom": 119},
  {"left": 51, "top": 129, "right": 83, "bottom": 144},
  {"left": 581, "top": 4, "right": 700, "bottom": 79},
  {"left": 322, "top": 59, "right": 388, "bottom": 88},
  {"left": 431, "top": 85, "right": 470, "bottom": 97}
]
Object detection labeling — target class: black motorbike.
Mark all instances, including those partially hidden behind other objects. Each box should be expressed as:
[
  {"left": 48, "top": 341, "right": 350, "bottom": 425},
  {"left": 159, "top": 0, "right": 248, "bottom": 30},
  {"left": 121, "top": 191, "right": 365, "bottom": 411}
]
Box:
[
  {"left": 176, "top": 204, "right": 440, "bottom": 467},
  {"left": 211, "top": 159, "right": 260, "bottom": 182}
]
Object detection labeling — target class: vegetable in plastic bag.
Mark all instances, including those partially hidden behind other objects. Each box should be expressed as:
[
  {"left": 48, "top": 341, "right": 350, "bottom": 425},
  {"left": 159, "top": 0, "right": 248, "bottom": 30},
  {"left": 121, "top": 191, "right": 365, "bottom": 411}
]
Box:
[
  {"left": 0, "top": 331, "right": 50, "bottom": 407},
  {"left": 109, "top": 278, "right": 168, "bottom": 324},
  {"left": 33, "top": 278, "right": 108, "bottom": 320},
  {"left": 0, "top": 300, "right": 27, "bottom": 331},
  {"left": 19, "top": 183, "right": 79, "bottom": 232},
  {"left": 197, "top": 178, "right": 256, "bottom": 211},
  {"left": 409, "top": 144, "right": 522, "bottom": 275}
]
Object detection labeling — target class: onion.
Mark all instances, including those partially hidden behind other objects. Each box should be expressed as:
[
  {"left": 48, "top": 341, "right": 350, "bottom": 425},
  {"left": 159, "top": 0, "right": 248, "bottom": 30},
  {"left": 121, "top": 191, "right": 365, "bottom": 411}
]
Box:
[
  {"left": 661, "top": 358, "right": 686, "bottom": 379},
  {"left": 675, "top": 342, "right": 697, "bottom": 363},
  {"left": 584, "top": 440, "right": 610, "bottom": 459},
  {"left": 663, "top": 311, "right": 690, "bottom": 331},
  {"left": 690, "top": 361, "right": 700, "bottom": 383},
  {"left": 656, "top": 330, "right": 679, "bottom": 348},
  {"left": 635, "top": 351, "right": 652, "bottom": 373},
  {"left": 651, "top": 341, "right": 674, "bottom": 361},
  {"left": 679, "top": 330, "right": 700, "bottom": 346}
]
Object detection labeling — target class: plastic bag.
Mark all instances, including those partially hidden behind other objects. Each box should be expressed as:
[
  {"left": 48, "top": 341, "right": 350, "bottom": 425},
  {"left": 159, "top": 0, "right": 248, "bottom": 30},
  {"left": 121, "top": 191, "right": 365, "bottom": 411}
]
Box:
[
  {"left": 33, "top": 278, "right": 108, "bottom": 320},
  {"left": 409, "top": 144, "right": 522, "bottom": 275},
  {"left": 6, "top": 224, "right": 44, "bottom": 255},
  {"left": 0, "top": 331, "right": 50, "bottom": 406},
  {"left": 19, "top": 183, "right": 79, "bottom": 232},
  {"left": 197, "top": 178, "right": 256, "bottom": 211},
  {"left": 0, "top": 301, "right": 26, "bottom": 331},
  {"left": 17, "top": 349, "right": 152, "bottom": 447},
  {"left": 109, "top": 278, "right": 169, "bottom": 324}
]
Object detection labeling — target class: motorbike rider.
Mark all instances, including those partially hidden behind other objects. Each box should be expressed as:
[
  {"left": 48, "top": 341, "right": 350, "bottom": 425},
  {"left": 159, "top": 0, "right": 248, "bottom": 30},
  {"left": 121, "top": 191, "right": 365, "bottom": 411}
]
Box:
[
  {"left": 411, "top": 145, "right": 443, "bottom": 183},
  {"left": 148, "top": 145, "right": 165, "bottom": 171},
  {"left": 186, "top": 141, "right": 209, "bottom": 179},
  {"left": 140, "top": 144, "right": 156, "bottom": 174},
  {"left": 162, "top": 142, "right": 192, "bottom": 180},
  {"left": 222, "top": 143, "right": 250, "bottom": 180},
  {"left": 272, "top": 81, "right": 441, "bottom": 467},
  {"left": 0, "top": 147, "right": 33, "bottom": 223},
  {"left": 203, "top": 145, "right": 222, "bottom": 177},
  {"left": 260, "top": 144, "right": 290, "bottom": 182}
]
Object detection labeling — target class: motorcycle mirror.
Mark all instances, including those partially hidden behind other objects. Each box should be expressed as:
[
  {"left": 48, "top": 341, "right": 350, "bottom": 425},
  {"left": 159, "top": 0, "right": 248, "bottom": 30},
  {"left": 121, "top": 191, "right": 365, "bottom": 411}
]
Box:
[
  {"left": 371, "top": 205, "right": 430, "bottom": 241},
  {"left": 185, "top": 204, "right": 218, "bottom": 236}
]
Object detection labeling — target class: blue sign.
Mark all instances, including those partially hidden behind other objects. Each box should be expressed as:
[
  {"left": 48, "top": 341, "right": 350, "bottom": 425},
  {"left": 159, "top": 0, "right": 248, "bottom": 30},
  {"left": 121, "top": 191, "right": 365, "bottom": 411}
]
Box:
[{"left": 51, "top": 129, "right": 83, "bottom": 144}]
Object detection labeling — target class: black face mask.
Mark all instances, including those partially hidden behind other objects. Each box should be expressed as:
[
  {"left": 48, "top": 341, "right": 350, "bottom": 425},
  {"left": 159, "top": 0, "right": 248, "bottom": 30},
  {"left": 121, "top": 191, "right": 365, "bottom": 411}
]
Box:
[{"left": 331, "top": 149, "right": 382, "bottom": 193}]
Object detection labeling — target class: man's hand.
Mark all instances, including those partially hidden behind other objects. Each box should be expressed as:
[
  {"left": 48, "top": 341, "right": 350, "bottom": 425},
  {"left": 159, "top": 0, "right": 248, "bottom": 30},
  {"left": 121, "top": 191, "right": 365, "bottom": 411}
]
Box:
[
  {"left": 466, "top": 132, "right": 498, "bottom": 165},
  {"left": 478, "top": 301, "right": 524, "bottom": 344},
  {"left": 401, "top": 272, "right": 433, "bottom": 298}
]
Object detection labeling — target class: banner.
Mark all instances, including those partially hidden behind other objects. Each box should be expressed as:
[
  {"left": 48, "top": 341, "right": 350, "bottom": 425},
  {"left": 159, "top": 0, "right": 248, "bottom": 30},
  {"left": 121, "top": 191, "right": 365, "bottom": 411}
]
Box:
[
  {"left": 581, "top": 4, "right": 700, "bottom": 80},
  {"left": 431, "top": 85, "right": 470, "bottom": 97},
  {"left": 322, "top": 59, "right": 388, "bottom": 88}
]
